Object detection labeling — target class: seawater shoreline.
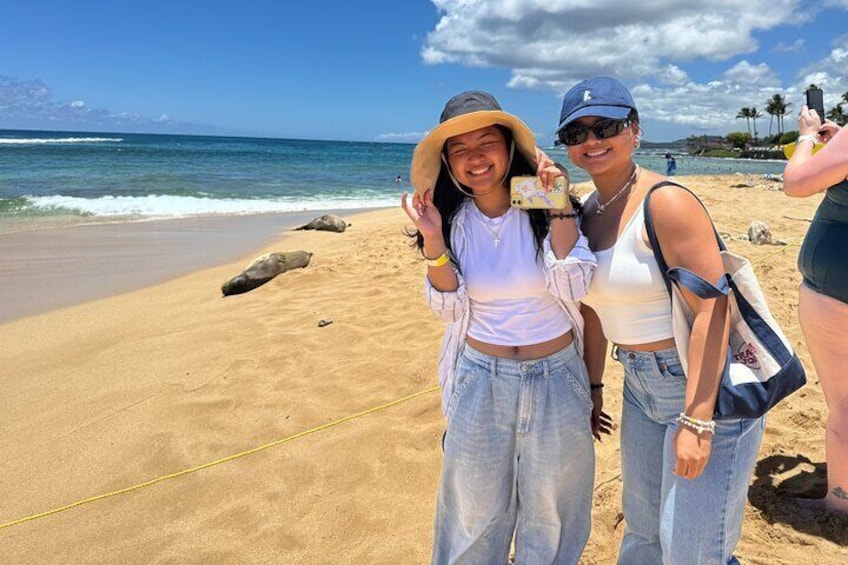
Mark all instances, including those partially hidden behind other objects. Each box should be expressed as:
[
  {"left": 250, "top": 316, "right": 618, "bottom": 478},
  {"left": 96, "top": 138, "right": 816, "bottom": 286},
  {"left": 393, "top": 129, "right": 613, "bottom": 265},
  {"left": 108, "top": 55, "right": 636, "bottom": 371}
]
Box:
[
  {"left": 0, "top": 208, "right": 377, "bottom": 324},
  {"left": 1, "top": 178, "right": 844, "bottom": 563}
]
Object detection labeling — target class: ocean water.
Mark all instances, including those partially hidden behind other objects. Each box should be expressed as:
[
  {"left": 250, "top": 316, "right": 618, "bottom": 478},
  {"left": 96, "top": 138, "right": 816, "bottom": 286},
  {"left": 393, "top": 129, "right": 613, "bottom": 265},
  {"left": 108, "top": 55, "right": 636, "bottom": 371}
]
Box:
[{"left": 0, "top": 129, "right": 788, "bottom": 232}]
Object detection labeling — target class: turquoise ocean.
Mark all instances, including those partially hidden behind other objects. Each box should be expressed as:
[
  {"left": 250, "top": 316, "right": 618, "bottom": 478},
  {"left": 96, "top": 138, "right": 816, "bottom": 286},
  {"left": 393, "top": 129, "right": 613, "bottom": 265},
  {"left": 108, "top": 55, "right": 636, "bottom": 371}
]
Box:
[{"left": 0, "top": 129, "right": 788, "bottom": 232}]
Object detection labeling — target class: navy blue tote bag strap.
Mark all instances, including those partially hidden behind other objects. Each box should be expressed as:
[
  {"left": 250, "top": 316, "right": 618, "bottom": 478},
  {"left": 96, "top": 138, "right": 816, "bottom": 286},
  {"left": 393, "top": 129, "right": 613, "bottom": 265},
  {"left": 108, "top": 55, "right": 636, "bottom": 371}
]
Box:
[{"left": 642, "top": 181, "right": 729, "bottom": 299}]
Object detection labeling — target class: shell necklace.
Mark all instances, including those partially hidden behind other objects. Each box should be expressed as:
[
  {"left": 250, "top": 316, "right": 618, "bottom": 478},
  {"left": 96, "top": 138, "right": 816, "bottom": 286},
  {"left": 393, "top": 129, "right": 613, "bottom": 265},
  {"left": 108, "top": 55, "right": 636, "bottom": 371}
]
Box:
[{"left": 596, "top": 166, "right": 639, "bottom": 215}]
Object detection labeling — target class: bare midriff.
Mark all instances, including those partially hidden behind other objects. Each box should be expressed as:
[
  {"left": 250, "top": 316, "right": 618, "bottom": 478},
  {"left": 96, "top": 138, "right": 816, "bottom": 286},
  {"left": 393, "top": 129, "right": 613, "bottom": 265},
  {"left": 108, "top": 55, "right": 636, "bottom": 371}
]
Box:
[
  {"left": 615, "top": 336, "right": 676, "bottom": 352},
  {"left": 466, "top": 331, "right": 574, "bottom": 361}
]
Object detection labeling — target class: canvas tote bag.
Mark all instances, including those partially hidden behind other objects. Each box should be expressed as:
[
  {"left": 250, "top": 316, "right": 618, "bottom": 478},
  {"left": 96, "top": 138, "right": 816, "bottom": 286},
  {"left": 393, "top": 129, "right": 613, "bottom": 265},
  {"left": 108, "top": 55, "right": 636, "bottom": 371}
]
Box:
[{"left": 643, "top": 181, "right": 806, "bottom": 419}]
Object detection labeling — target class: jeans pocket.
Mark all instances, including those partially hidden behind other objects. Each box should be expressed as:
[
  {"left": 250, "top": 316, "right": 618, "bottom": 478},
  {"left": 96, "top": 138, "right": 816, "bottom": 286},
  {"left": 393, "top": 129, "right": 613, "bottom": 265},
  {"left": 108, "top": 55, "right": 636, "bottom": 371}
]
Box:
[
  {"left": 658, "top": 361, "right": 686, "bottom": 381},
  {"left": 563, "top": 364, "right": 594, "bottom": 413},
  {"left": 446, "top": 360, "right": 483, "bottom": 422}
]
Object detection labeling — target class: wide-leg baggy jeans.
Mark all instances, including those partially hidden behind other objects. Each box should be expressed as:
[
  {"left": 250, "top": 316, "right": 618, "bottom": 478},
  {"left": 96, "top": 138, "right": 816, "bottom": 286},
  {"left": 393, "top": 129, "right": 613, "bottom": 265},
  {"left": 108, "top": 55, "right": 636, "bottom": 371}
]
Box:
[{"left": 432, "top": 341, "right": 595, "bottom": 565}]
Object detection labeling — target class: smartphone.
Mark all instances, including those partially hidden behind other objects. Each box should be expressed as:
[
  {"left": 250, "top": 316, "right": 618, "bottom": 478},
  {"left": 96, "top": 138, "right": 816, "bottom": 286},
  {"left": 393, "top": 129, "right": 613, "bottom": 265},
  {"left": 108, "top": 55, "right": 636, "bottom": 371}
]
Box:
[
  {"left": 510, "top": 173, "right": 570, "bottom": 209},
  {"left": 806, "top": 87, "right": 825, "bottom": 125}
]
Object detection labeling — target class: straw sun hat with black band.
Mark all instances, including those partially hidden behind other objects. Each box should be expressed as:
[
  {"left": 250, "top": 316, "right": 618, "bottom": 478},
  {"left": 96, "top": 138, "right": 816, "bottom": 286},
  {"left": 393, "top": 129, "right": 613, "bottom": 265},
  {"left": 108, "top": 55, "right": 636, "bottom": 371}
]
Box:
[{"left": 410, "top": 91, "right": 538, "bottom": 198}]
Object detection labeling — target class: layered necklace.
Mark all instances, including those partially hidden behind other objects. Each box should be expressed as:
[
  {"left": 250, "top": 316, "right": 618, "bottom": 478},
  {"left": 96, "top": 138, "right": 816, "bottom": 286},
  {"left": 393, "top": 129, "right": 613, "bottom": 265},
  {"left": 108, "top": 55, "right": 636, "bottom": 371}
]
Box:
[{"left": 596, "top": 165, "right": 640, "bottom": 215}]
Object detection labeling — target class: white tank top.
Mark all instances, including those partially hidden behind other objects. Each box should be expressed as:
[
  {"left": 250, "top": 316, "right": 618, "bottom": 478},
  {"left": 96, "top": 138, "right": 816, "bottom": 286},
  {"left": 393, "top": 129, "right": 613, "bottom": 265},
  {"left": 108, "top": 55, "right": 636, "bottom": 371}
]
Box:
[
  {"left": 462, "top": 204, "right": 572, "bottom": 346},
  {"left": 581, "top": 200, "right": 673, "bottom": 345}
]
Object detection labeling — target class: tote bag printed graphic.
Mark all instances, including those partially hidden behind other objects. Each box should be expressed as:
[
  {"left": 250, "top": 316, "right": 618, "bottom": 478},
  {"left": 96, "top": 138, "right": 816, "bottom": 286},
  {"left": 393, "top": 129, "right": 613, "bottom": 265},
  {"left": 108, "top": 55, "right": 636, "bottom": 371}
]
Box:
[{"left": 644, "top": 182, "right": 806, "bottom": 419}]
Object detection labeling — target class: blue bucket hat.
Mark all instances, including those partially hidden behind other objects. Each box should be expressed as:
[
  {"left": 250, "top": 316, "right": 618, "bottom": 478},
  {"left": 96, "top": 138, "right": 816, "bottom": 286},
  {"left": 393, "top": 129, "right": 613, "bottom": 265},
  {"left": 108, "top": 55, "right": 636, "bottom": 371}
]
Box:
[{"left": 557, "top": 76, "right": 637, "bottom": 133}]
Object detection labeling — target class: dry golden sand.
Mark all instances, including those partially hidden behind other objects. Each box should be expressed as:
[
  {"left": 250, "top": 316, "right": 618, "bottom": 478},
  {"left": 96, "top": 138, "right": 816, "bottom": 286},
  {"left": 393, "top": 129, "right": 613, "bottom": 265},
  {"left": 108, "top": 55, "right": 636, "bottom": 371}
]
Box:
[{"left": 1, "top": 175, "right": 847, "bottom": 564}]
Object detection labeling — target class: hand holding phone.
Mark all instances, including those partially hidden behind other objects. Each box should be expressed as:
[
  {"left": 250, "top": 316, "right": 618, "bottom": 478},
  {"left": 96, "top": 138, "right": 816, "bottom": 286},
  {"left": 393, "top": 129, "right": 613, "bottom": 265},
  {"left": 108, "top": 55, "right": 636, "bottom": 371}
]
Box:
[
  {"left": 510, "top": 173, "right": 570, "bottom": 209},
  {"left": 806, "top": 87, "right": 825, "bottom": 126}
]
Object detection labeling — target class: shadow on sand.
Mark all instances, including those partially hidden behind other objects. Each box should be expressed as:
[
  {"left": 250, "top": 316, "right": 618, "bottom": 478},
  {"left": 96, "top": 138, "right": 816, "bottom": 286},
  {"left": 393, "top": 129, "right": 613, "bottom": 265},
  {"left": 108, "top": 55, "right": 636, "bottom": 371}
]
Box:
[{"left": 748, "top": 453, "right": 848, "bottom": 546}]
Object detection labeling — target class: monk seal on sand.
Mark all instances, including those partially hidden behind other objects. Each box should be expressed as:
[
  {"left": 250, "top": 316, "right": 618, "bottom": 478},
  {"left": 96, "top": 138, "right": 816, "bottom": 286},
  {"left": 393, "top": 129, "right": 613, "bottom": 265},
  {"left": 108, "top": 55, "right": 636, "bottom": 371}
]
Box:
[
  {"left": 221, "top": 251, "right": 312, "bottom": 296},
  {"left": 295, "top": 214, "right": 348, "bottom": 233}
]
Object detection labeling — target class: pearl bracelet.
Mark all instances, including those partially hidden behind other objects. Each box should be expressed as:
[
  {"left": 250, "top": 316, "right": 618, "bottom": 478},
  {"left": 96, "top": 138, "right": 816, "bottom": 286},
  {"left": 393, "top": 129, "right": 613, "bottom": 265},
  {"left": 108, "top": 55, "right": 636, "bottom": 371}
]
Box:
[
  {"left": 675, "top": 412, "right": 716, "bottom": 436},
  {"left": 796, "top": 134, "right": 819, "bottom": 147}
]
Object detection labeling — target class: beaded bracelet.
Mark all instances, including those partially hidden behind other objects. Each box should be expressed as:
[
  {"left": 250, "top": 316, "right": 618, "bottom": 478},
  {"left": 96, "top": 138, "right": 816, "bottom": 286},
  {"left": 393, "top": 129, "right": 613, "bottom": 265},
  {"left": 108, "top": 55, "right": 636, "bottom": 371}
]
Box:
[
  {"left": 549, "top": 210, "right": 579, "bottom": 220},
  {"left": 590, "top": 383, "right": 604, "bottom": 390},
  {"left": 675, "top": 412, "right": 716, "bottom": 435}
]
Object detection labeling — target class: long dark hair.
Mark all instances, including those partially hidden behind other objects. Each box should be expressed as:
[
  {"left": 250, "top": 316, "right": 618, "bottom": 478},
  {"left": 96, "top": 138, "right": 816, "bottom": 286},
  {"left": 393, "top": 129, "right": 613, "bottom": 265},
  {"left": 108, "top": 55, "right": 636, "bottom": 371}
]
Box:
[{"left": 406, "top": 126, "right": 581, "bottom": 264}]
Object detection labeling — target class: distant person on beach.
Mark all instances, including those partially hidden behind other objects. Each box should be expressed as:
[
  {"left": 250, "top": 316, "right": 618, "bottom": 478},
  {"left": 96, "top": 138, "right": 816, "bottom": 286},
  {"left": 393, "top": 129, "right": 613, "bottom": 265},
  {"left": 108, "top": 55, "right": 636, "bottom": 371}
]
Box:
[
  {"left": 396, "top": 175, "right": 402, "bottom": 183},
  {"left": 402, "top": 90, "right": 601, "bottom": 563},
  {"left": 784, "top": 105, "right": 848, "bottom": 515},
  {"left": 556, "top": 76, "right": 764, "bottom": 563},
  {"left": 665, "top": 153, "right": 677, "bottom": 176}
]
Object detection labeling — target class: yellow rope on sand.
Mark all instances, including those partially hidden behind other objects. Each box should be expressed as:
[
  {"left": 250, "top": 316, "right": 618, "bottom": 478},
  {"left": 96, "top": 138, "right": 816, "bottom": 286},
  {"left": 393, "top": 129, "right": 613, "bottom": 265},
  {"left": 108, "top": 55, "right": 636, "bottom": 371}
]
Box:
[
  {"left": 0, "top": 234, "right": 809, "bottom": 531},
  {"left": 0, "top": 385, "right": 440, "bottom": 531},
  {"left": 750, "top": 236, "right": 805, "bottom": 266}
]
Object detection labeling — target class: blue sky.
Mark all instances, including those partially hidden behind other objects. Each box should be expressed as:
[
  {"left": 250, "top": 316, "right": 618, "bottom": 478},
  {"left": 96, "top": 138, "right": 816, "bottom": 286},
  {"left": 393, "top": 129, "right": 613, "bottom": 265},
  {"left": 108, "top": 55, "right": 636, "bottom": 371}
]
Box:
[{"left": 1, "top": 0, "right": 847, "bottom": 143}]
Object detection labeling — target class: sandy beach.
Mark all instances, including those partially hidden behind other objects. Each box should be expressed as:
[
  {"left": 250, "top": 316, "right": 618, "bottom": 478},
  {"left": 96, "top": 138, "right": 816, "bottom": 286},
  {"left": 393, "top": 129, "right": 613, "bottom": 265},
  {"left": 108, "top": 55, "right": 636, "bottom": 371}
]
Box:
[{"left": 2, "top": 174, "right": 847, "bottom": 564}]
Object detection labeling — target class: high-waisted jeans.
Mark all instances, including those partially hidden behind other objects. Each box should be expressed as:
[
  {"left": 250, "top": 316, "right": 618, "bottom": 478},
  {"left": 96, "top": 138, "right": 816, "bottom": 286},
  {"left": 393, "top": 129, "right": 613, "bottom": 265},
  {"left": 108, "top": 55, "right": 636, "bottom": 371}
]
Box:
[
  {"left": 432, "top": 341, "right": 595, "bottom": 565},
  {"left": 614, "top": 346, "right": 764, "bottom": 565}
]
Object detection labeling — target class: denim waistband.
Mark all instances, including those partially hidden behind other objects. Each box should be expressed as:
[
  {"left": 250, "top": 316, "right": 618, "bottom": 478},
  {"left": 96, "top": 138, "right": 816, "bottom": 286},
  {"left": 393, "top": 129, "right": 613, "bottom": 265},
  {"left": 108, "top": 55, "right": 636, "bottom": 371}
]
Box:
[
  {"left": 612, "top": 344, "right": 680, "bottom": 367},
  {"left": 461, "top": 340, "right": 580, "bottom": 373}
]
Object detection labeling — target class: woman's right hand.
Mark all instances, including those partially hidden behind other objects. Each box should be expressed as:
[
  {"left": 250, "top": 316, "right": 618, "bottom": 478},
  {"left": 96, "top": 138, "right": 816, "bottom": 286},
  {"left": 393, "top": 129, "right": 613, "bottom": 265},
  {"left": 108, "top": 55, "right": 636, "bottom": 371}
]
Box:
[
  {"left": 401, "top": 189, "right": 443, "bottom": 241},
  {"left": 798, "top": 104, "right": 822, "bottom": 136}
]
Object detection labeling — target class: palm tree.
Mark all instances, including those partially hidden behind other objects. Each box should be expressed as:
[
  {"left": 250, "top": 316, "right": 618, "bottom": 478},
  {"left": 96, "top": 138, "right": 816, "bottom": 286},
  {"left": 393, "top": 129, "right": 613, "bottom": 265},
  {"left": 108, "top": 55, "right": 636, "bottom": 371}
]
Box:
[
  {"left": 765, "top": 99, "right": 777, "bottom": 138},
  {"left": 768, "top": 93, "right": 791, "bottom": 136},
  {"left": 736, "top": 107, "right": 753, "bottom": 136},
  {"left": 827, "top": 104, "right": 847, "bottom": 126},
  {"left": 751, "top": 107, "right": 762, "bottom": 141}
]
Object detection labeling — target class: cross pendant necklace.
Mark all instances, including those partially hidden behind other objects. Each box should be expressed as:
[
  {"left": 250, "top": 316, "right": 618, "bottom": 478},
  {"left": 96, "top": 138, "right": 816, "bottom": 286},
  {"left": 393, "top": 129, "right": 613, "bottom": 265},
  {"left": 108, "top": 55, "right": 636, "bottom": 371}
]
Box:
[
  {"left": 481, "top": 222, "right": 503, "bottom": 247},
  {"left": 477, "top": 210, "right": 506, "bottom": 247}
]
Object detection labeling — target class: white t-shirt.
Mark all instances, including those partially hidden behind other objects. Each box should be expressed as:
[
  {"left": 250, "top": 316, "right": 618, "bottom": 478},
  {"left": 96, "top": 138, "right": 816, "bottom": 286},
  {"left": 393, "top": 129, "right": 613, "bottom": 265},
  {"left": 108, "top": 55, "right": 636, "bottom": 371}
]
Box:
[{"left": 462, "top": 204, "right": 572, "bottom": 346}]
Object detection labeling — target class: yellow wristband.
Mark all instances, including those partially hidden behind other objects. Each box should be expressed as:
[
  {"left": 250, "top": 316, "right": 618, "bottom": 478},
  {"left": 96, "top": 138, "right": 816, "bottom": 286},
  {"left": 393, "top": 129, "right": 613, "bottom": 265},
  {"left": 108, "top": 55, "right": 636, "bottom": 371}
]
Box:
[{"left": 426, "top": 252, "right": 450, "bottom": 268}]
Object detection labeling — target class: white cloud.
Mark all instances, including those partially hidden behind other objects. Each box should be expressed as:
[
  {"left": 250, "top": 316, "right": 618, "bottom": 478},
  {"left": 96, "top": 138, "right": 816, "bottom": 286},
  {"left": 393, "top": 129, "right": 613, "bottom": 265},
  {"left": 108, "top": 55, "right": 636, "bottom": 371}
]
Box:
[
  {"left": 421, "top": 0, "right": 848, "bottom": 135},
  {"left": 0, "top": 75, "right": 200, "bottom": 133},
  {"left": 424, "top": 0, "right": 803, "bottom": 85},
  {"left": 376, "top": 131, "right": 430, "bottom": 142},
  {"left": 774, "top": 39, "right": 805, "bottom": 52}
]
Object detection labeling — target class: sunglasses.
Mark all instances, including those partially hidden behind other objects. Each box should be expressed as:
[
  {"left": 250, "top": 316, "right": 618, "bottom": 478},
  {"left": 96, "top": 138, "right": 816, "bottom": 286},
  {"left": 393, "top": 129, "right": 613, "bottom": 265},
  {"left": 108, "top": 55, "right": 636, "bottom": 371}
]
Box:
[{"left": 556, "top": 117, "right": 631, "bottom": 146}]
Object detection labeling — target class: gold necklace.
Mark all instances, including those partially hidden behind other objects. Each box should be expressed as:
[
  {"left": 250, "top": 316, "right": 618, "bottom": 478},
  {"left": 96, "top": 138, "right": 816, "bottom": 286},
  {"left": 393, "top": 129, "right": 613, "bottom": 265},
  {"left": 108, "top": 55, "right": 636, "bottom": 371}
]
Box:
[{"left": 596, "top": 166, "right": 639, "bottom": 215}]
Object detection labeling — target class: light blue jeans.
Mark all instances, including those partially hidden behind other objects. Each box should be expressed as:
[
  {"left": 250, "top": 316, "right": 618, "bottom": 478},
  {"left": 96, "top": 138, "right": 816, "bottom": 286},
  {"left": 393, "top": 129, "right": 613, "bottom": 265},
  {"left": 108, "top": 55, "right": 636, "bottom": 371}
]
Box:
[
  {"left": 614, "top": 346, "right": 765, "bottom": 565},
  {"left": 432, "top": 342, "right": 595, "bottom": 565}
]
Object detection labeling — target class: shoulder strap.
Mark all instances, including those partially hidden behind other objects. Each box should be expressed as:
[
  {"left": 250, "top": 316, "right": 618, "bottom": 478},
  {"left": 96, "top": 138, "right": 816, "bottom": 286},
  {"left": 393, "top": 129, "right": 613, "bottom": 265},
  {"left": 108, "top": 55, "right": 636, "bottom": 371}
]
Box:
[{"left": 643, "top": 181, "right": 729, "bottom": 299}]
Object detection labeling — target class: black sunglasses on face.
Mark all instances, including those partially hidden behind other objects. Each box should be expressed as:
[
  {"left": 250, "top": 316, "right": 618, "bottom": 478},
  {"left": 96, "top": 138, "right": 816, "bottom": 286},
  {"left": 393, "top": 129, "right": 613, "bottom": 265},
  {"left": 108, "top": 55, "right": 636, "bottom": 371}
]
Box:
[{"left": 556, "top": 117, "right": 631, "bottom": 146}]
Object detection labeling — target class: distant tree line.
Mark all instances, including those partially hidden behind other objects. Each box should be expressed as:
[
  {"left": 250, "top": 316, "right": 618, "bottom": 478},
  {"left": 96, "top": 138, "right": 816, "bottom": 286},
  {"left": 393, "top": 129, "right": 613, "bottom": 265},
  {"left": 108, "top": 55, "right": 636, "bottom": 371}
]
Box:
[
  {"left": 688, "top": 87, "right": 848, "bottom": 157},
  {"left": 734, "top": 87, "right": 848, "bottom": 145}
]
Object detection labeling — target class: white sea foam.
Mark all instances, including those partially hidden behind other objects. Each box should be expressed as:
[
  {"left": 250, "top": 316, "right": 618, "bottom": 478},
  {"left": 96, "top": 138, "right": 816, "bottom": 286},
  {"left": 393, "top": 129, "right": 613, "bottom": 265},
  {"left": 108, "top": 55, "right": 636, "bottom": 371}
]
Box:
[
  {"left": 0, "top": 137, "right": 123, "bottom": 145},
  {"left": 26, "top": 194, "right": 396, "bottom": 218}
]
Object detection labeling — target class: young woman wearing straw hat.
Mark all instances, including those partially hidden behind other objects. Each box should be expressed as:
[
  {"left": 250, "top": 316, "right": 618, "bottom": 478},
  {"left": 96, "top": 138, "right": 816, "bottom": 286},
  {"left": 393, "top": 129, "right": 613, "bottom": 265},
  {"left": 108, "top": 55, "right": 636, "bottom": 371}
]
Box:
[
  {"left": 402, "top": 91, "right": 603, "bottom": 564},
  {"left": 555, "top": 76, "right": 764, "bottom": 564}
]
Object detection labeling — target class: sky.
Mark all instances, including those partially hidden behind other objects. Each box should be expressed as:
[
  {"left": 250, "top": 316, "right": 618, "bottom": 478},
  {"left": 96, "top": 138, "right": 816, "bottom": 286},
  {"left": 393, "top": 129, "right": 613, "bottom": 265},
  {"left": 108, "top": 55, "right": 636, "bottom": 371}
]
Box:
[{"left": 1, "top": 0, "right": 847, "bottom": 143}]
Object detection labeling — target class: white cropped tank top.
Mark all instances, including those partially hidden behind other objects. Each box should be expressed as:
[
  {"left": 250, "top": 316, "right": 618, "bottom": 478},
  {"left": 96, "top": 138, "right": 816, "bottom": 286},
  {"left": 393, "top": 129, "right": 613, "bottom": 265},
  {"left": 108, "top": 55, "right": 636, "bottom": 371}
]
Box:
[{"left": 581, "top": 200, "right": 673, "bottom": 345}]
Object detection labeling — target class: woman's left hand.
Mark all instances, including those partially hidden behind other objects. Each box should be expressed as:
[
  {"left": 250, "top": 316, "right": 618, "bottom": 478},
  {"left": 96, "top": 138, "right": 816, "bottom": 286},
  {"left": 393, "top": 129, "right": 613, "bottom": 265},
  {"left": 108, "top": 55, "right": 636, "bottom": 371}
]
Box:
[
  {"left": 590, "top": 389, "right": 613, "bottom": 441},
  {"left": 672, "top": 427, "right": 712, "bottom": 480}
]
